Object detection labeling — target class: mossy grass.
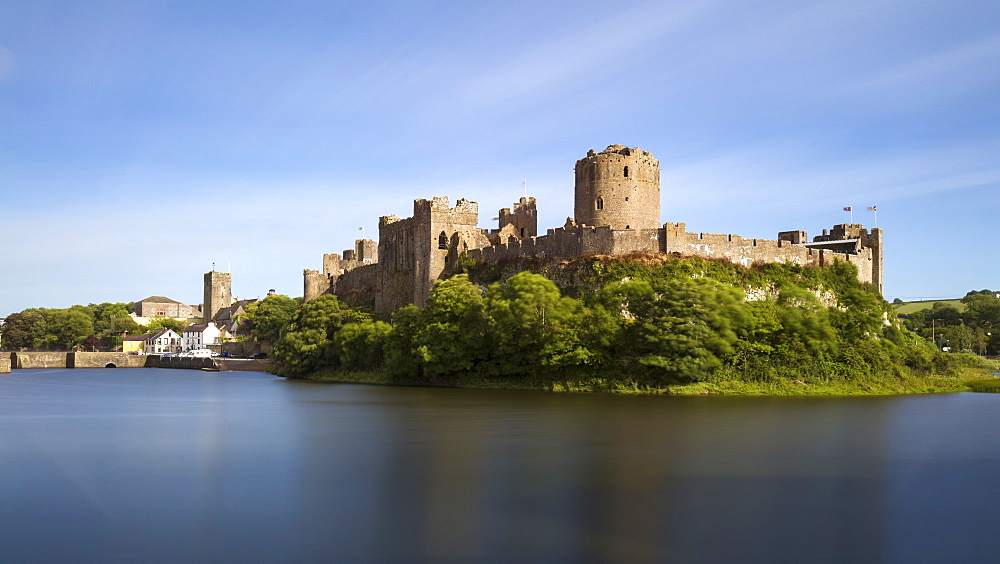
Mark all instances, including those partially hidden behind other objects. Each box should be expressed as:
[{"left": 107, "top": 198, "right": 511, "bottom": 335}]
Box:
[{"left": 288, "top": 366, "right": 992, "bottom": 396}]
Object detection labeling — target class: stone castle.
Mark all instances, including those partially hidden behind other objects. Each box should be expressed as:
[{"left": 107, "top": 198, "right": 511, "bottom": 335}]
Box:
[{"left": 304, "top": 145, "right": 883, "bottom": 315}]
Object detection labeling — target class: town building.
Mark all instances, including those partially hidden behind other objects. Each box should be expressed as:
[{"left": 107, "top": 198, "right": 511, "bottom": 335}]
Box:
[
  {"left": 182, "top": 323, "right": 221, "bottom": 351},
  {"left": 134, "top": 296, "right": 201, "bottom": 318},
  {"left": 145, "top": 329, "right": 182, "bottom": 354}
]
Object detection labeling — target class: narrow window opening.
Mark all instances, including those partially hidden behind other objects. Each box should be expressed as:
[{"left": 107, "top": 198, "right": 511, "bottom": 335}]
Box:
[
  {"left": 623, "top": 166, "right": 629, "bottom": 178},
  {"left": 626, "top": 225, "right": 631, "bottom": 230},
  {"left": 596, "top": 197, "right": 604, "bottom": 210},
  {"left": 520, "top": 227, "right": 525, "bottom": 237},
  {"left": 589, "top": 166, "right": 595, "bottom": 182},
  {"left": 438, "top": 232, "right": 448, "bottom": 250},
  {"left": 625, "top": 197, "right": 629, "bottom": 202}
]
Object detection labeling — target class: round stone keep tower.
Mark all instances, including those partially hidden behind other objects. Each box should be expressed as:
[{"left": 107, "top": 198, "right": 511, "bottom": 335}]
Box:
[{"left": 574, "top": 145, "right": 660, "bottom": 230}]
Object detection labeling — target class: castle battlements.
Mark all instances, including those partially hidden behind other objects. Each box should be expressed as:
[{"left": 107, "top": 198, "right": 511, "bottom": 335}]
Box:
[{"left": 304, "top": 145, "right": 884, "bottom": 314}]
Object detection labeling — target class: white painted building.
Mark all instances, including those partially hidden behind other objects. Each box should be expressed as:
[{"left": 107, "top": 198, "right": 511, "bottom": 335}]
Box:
[
  {"left": 145, "top": 329, "right": 182, "bottom": 354},
  {"left": 182, "top": 323, "right": 221, "bottom": 351}
]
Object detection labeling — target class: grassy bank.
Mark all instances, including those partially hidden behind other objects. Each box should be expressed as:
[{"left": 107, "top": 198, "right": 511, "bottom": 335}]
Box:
[{"left": 287, "top": 364, "right": 995, "bottom": 396}]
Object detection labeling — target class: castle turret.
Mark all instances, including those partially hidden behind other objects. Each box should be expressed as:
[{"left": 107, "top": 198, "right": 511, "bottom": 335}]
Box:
[{"left": 574, "top": 145, "right": 660, "bottom": 230}]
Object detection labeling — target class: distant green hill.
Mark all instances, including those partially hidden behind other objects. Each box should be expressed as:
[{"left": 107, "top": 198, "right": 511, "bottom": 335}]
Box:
[{"left": 894, "top": 299, "right": 965, "bottom": 315}]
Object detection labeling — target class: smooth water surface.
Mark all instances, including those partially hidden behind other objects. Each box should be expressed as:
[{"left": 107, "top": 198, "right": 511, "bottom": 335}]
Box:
[{"left": 2, "top": 368, "right": 1000, "bottom": 562}]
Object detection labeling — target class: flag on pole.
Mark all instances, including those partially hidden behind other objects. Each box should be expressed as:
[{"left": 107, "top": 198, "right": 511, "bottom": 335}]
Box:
[
  {"left": 867, "top": 206, "right": 876, "bottom": 211},
  {"left": 843, "top": 207, "right": 852, "bottom": 211}
]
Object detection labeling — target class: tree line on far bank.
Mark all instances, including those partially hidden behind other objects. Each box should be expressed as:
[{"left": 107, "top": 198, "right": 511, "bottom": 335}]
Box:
[
  {"left": 0, "top": 296, "right": 300, "bottom": 352},
  {"left": 2, "top": 303, "right": 160, "bottom": 351},
  {"left": 268, "top": 256, "right": 979, "bottom": 391},
  {"left": 897, "top": 290, "right": 1000, "bottom": 355}
]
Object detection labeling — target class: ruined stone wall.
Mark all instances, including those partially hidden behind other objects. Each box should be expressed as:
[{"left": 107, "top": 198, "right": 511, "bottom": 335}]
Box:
[
  {"left": 498, "top": 197, "right": 537, "bottom": 239},
  {"left": 466, "top": 225, "right": 660, "bottom": 263},
  {"left": 335, "top": 262, "right": 378, "bottom": 293},
  {"left": 323, "top": 254, "right": 341, "bottom": 275},
  {"left": 422, "top": 197, "right": 481, "bottom": 309},
  {"left": 376, "top": 213, "right": 420, "bottom": 314},
  {"left": 375, "top": 197, "right": 486, "bottom": 315},
  {"left": 356, "top": 239, "right": 378, "bottom": 263},
  {"left": 1, "top": 354, "right": 10, "bottom": 374},
  {"left": 574, "top": 145, "right": 660, "bottom": 230},
  {"left": 663, "top": 223, "right": 879, "bottom": 289}
]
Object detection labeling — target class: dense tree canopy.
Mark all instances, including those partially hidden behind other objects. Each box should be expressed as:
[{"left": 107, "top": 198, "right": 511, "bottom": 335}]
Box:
[
  {"left": 270, "top": 256, "right": 970, "bottom": 392},
  {"left": 1, "top": 302, "right": 143, "bottom": 351},
  {"left": 242, "top": 294, "right": 300, "bottom": 343}
]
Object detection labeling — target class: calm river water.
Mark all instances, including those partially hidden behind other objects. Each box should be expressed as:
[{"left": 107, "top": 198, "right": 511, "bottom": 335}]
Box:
[{"left": 2, "top": 368, "right": 999, "bottom": 562}]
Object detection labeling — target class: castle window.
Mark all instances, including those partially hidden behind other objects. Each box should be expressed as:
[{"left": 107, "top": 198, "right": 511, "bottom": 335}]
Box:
[
  {"left": 596, "top": 197, "right": 604, "bottom": 210},
  {"left": 623, "top": 166, "right": 629, "bottom": 178},
  {"left": 438, "top": 232, "right": 448, "bottom": 250},
  {"left": 626, "top": 225, "right": 631, "bottom": 230},
  {"left": 520, "top": 227, "right": 525, "bottom": 237},
  {"left": 589, "top": 165, "right": 595, "bottom": 182}
]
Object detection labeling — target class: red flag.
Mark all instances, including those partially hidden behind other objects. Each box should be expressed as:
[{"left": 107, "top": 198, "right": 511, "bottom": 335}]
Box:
[{"left": 843, "top": 206, "right": 852, "bottom": 211}]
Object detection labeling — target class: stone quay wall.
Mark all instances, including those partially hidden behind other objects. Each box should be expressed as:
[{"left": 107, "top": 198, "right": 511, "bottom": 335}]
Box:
[
  {"left": 12, "top": 352, "right": 70, "bottom": 369},
  {"left": 71, "top": 352, "right": 148, "bottom": 368},
  {"left": 0, "top": 355, "right": 10, "bottom": 374}
]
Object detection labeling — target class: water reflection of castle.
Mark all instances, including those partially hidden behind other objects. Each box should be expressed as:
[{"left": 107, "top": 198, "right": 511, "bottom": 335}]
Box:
[{"left": 304, "top": 145, "right": 883, "bottom": 315}]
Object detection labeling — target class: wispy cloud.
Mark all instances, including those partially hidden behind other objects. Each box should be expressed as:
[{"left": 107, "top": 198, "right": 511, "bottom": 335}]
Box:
[{"left": 454, "top": 1, "right": 716, "bottom": 108}]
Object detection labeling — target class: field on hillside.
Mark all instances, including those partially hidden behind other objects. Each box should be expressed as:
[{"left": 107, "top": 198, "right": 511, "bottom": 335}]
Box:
[{"left": 894, "top": 299, "right": 964, "bottom": 315}]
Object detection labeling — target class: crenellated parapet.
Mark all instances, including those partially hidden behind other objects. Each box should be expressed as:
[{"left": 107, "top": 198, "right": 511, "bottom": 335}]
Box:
[{"left": 301, "top": 144, "right": 884, "bottom": 316}]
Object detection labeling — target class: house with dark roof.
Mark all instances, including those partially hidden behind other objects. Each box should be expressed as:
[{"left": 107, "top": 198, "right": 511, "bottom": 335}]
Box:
[
  {"left": 213, "top": 299, "right": 258, "bottom": 339},
  {"left": 145, "top": 329, "right": 182, "bottom": 354}
]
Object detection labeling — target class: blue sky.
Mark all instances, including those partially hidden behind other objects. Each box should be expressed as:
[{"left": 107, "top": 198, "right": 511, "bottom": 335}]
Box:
[{"left": 2, "top": 0, "right": 998, "bottom": 317}]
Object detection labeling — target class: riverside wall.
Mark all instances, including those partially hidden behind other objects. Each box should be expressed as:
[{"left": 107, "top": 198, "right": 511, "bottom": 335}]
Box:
[{"left": 4, "top": 352, "right": 272, "bottom": 373}]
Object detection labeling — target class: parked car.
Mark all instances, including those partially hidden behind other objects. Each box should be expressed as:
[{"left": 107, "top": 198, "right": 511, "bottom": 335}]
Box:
[
  {"left": 250, "top": 352, "right": 268, "bottom": 359},
  {"left": 182, "top": 349, "right": 214, "bottom": 358}
]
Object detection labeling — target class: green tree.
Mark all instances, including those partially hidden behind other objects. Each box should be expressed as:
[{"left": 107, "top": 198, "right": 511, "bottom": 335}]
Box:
[
  {"left": 1, "top": 309, "right": 46, "bottom": 350},
  {"left": 384, "top": 305, "right": 426, "bottom": 379},
  {"left": 46, "top": 308, "right": 95, "bottom": 350},
  {"left": 145, "top": 317, "right": 186, "bottom": 334},
  {"left": 962, "top": 293, "right": 1000, "bottom": 333},
  {"left": 772, "top": 285, "right": 838, "bottom": 356},
  {"left": 605, "top": 277, "right": 747, "bottom": 384},
  {"left": 414, "top": 275, "right": 492, "bottom": 379},
  {"left": 484, "top": 272, "right": 600, "bottom": 378},
  {"left": 272, "top": 295, "right": 370, "bottom": 377},
  {"left": 242, "top": 295, "right": 300, "bottom": 343},
  {"left": 332, "top": 320, "right": 392, "bottom": 371}
]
